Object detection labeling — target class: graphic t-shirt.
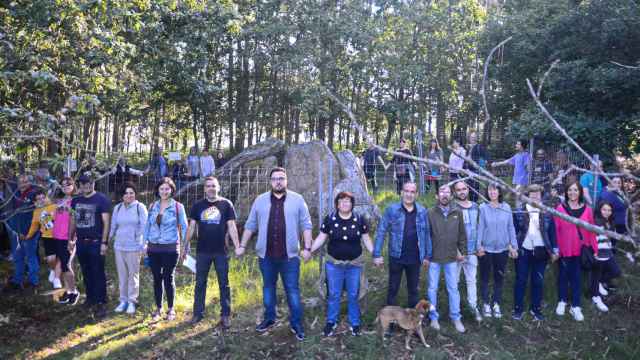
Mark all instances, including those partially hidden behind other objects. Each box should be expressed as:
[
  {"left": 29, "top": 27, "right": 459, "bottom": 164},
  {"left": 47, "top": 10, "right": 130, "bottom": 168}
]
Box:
[
  {"left": 190, "top": 198, "right": 237, "bottom": 254},
  {"left": 71, "top": 192, "right": 112, "bottom": 240}
]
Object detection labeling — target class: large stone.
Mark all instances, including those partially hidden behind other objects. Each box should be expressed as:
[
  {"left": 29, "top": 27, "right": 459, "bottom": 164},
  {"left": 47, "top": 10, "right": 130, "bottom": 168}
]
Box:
[
  {"left": 232, "top": 156, "right": 279, "bottom": 220},
  {"left": 285, "top": 141, "right": 340, "bottom": 224},
  {"left": 334, "top": 150, "right": 380, "bottom": 222},
  {"left": 217, "top": 138, "right": 285, "bottom": 174}
]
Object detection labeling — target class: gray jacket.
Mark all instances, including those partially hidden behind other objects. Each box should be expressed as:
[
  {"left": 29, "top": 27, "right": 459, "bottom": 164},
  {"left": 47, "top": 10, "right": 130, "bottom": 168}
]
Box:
[
  {"left": 477, "top": 202, "right": 517, "bottom": 253},
  {"left": 109, "top": 201, "right": 148, "bottom": 252},
  {"left": 245, "top": 190, "right": 313, "bottom": 259}
]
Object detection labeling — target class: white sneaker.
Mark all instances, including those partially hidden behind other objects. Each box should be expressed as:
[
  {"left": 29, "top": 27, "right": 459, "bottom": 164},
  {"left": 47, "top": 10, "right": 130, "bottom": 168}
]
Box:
[
  {"left": 48, "top": 270, "right": 55, "bottom": 283},
  {"left": 599, "top": 283, "right": 609, "bottom": 297},
  {"left": 569, "top": 306, "right": 584, "bottom": 321},
  {"left": 126, "top": 302, "right": 136, "bottom": 314},
  {"left": 592, "top": 296, "right": 609, "bottom": 312},
  {"left": 114, "top": 302, "right": 127, "bottom": 313},
  {"left": 492, "top": 303, "right": 502, "bottom": 319},
  {"left": 52, "top": 278, "right": 62, "bottom": 289},
  {"left": 483, "top": 304, "right": 493, "bottom": 318},
  {"left": 430, "top": 319, "right": 441, "bottom": 330},
  {"left": 472, "top": 307, "right": 483, "bottom": 322},
  {"left": 555, "top": 301, "right": 567, "bottom": 316},
  {"left": 453, "top": 319, "right": 466, "bottom": 333}
]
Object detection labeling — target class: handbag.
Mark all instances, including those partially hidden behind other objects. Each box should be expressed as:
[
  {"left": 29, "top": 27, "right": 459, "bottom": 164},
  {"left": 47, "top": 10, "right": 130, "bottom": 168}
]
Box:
[{"left": 577, "top": 225, "right": 595, "bottom": 270}]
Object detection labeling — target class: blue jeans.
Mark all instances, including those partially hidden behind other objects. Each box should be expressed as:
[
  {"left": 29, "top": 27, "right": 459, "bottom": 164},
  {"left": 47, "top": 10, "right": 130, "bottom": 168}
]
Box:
[
  {"left": 513, "top": 249, "right": 547, "bottom": 313},
  {"left": 13, "top": 234, "right": 40, "bottom": 286},
  {"left": 558, "top": 256, "right": 581, "bottom": 307},
  {"left": 259, "top": 257, "right": 304, "bottom": 329},
  {"left": 427, "top": 261, "right": 461, "bottom": 321},
  {"left": 77, "top": 239, "right": 107, "bottom": 304},
  {"left": 325, "top": 261, "right": 361, "bottom": 326}
]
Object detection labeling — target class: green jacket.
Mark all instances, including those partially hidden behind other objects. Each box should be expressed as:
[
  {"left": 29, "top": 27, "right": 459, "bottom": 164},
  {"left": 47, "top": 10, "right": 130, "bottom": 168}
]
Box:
[{"left": 427, "top": 205, "right": 467, "bottom": 263}]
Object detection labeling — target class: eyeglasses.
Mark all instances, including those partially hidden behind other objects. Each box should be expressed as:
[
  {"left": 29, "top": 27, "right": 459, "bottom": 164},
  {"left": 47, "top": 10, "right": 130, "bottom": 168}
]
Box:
[{"left": 270, "top": 177, "right": 286, "bottom": 182}]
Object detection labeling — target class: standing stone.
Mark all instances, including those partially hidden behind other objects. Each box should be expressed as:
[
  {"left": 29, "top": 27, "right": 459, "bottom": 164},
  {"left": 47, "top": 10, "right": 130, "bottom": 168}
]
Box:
[{"left": 334, "top": 150, "right": 380, "bottom": 222}]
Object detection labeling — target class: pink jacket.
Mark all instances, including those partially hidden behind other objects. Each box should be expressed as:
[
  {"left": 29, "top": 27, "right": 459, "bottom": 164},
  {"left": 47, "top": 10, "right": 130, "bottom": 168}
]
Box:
[{"left": 554, "top": 204, "right": 598, "bottom": 258}]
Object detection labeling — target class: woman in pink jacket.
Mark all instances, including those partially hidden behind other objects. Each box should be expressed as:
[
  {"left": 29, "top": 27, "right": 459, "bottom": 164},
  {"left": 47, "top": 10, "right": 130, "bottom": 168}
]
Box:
[{"left": 553, "top": 181, "right": 598, "bottom": 321}]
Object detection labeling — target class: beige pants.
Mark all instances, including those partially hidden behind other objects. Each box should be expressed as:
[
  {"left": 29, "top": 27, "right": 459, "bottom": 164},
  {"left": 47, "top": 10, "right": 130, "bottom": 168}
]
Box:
[{"left": 115, "top": 250, "right": 142, "bottom": 303}]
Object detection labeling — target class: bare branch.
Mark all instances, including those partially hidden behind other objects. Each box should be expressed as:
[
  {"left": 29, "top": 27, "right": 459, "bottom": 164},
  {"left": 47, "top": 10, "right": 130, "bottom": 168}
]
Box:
[
  {"left": 537, "top": 59, "right": 560, "bottom": 98},
  {"left": 610, "top": 61, "right": 640, "bottom": 70},
  {"left": 481, "top": 37, "right": 512, "bottom": 126}
]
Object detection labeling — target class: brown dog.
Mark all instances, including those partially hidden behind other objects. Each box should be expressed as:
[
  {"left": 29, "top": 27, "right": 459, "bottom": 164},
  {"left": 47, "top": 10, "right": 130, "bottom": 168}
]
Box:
[{"left": 376, "top": 299, "right": 433, "bottom": 350}]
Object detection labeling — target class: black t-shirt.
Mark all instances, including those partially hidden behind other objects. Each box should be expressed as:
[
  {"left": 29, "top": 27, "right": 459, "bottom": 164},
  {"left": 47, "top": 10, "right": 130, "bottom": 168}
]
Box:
[
  {"left": 362, "top": 148, "right": 381, "bottom": 173},
  {"left": 320, "top": 213, "right": 369, "bottom": 261},
  {"left": 71, "top": 192, "right": 112, "bottom": 240},
  {"left": 190, "top": 198, "right": 236, "bottom": 255},
  {"left": 399, "top": 206, "right": 420, "bottom": 264}
]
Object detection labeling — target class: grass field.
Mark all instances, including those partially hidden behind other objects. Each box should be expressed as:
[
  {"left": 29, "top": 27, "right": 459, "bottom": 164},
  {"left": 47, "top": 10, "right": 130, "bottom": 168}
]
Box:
[{"left": 1, "top": 190, "right": 640, "bottom": 359}]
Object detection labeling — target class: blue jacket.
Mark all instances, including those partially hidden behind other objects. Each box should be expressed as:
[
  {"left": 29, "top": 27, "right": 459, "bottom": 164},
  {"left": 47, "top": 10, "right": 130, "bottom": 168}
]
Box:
[
  {"left": 144, "top": 198, "right": 188, "bottom": 245},
  {"left": 374, "top": 202, "right": 430, "bottom": 262},
  {"left": 512, "top": 205, "right": 558, "bottom": 255}
]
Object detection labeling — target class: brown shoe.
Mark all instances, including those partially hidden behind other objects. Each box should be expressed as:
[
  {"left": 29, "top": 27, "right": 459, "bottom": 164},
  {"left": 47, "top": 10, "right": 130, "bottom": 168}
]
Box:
[{"left": 218, "top": 316, "right": 231, "bottom": 329}]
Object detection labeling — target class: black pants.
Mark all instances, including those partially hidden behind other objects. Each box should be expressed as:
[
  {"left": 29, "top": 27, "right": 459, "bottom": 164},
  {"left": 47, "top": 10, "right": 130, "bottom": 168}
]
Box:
[
  {"left": 365, "top": 172, "right": 378, "bottom": 193},
  {"left": 479, "top": 251, "right": 508, "bottom": 306},
  {"left": 591, "top": 257, "right": 622, "bottom": 294},
  {"left": 193, "top": 253, "right": 230, "bottom": 317},
  {"left": 149, "top": 251, "right": 178, "bottom": 309},
  {"left": 77, "top": 239, "right": 107, "bottom": 304},
  {"left": 387, "top": 260, "right": 420, "bottom": 308},
  {"left": 396, "top": 175, "right": 412, "bottom": 195}
]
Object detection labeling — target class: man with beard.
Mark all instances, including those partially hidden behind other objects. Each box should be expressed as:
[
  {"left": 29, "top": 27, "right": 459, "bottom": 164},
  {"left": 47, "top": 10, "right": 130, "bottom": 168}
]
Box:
[
  {"left": 426, "top": 184, "right": 467, "bottom": 333},
  {"left": 453, "top": 181, "right": 482, "bottom": 322},
  {"left": 238, "top": 167, "right": 313, "bottom": 341}
]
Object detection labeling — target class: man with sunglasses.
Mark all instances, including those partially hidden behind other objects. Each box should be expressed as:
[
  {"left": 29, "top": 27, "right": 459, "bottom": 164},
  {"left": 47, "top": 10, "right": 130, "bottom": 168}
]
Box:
[
  {"left": 238, "top": 167, "right": 313, "bottom": 341},
  {"left": 69, "top": 174, "right": 111, "bottom": 319}
]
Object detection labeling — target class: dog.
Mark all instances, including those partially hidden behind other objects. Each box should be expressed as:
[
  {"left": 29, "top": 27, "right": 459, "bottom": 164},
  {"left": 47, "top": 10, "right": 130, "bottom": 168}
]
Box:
[{"left": 375, "top": 299, "right": 433, "bottom": 350}]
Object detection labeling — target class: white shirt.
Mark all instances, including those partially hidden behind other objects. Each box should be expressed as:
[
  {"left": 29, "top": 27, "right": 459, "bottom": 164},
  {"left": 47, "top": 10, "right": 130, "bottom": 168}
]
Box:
[
  {"left": 448, "top": 147, "right": 466, "bottom": 172},
  {"left": 523, "top": 204, "right": 544, "bottom": 250},
  {"left": 200, "top": 155, "right": 216, "bottom": 176}
]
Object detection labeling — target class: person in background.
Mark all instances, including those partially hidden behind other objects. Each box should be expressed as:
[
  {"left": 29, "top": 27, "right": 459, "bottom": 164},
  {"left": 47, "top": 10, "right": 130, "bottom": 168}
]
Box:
[
  {"left": 171, "top": 159, "right": 187, "bottom": 191},
  {"left": 200, "top": 148, "right": 216, "bottom": 177},
  {"left": 448, "top": 138, "right": 466, "bottom": 181},
  {"left": 427, "top": 139, "right": 444, "bottom": 193},
  {"left": 109, "top": 156, "right": 144, "bottom": 195},
  {"left": 598, "top": 176, "right": 628, "bottom": 237},
  {"left": 579, "top": 160, "right": 604, "bottom": 207},
  {"left": 144, "top": 177, "right": 188, "bottom": 322},
  {"left": 466, "top": 131, "right": 488, "bottom": 201},
  {"left": 216, "top": 151, "right": 227, "bottom": 169},
  {"left": 150, "top": 147, "right": 168, "bottom": 182},
  {"left": 362, "top": 140, "right": 387, "bottom": 194},
  {"left": 491, "top": 139, "right": 531, "bottom": 194},
  {"left": 3, "top": 174, "right": 37, "bottom": 292},
  {"left": 109, "top": 183, "right": 148, "bottom": 315},
  {"left": 391, "top": 138, "right": 416, "bottom": 195},
  {"left": 186, "top": 147, "right": 201, "bottom": 180},
  {"left": 553, "top": 151, "right": 578, "bottom": 190},
  {"left": 477, "top": 183, "right": 518, "bottom": 319},
  {"left": 531, "top": 149, "right": 554, "bottom": 193}
]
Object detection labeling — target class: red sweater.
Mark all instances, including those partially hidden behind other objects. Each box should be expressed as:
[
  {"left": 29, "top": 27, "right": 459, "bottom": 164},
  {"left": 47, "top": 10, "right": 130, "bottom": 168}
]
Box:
[{"left": 554, "top": 204, "right": 598, "bottom": 258}]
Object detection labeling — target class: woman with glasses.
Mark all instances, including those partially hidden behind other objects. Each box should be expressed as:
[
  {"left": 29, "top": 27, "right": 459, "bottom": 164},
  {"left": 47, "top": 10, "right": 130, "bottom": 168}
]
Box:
[
  {"left": 144, "top": 177, "right": 188, "bottom": 321},
  {"left": 53, "top": 177, "right": 80, "bottom": 305}
]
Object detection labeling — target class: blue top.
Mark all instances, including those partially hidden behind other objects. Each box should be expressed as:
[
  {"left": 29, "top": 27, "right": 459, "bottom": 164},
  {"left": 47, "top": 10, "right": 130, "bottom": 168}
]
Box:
[
  {"left": 508, "top": 152, "right": 531, "bottom": 186},
  {"left": 477, "top": 202, "right": 517, "bottom": 253},
  {"left": 144, "top": 198, "right": 188, "bottom": 245},
  {"left": 580, "top": 172, "right": 604, "bottom": 205}
]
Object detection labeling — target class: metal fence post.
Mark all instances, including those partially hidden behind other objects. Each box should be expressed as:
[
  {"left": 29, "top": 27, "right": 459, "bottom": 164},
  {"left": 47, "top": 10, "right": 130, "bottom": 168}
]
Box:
[
  {"left": 416, "top": 129, "right": 426, "bottom": 194},
  {"left": 318, "top": 159, "right": 324, "bottom": 274}
]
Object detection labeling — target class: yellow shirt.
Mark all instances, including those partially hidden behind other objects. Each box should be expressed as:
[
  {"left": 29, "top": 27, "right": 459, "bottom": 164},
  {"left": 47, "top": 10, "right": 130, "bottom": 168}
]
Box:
[{"left": 26, "top": 204, "right": 57, "bottom": 239}]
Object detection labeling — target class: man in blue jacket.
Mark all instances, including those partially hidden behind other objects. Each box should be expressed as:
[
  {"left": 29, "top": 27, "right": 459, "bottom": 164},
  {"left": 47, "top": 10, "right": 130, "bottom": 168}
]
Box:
[{"left": 373, "top": 182, "right": 430, "bottom": 309}]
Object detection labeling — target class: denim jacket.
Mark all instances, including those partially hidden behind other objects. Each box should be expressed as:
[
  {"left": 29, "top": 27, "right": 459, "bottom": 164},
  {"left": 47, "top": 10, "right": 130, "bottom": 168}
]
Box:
[
  {"left": 513, "top": 205, "right": 558, "bottom": 255},
  {"left": 143, "top": 198, "right": 188, "bottom": 245},
  {"left": 458, "top": 202, "right": 479, "bottom": 254},
  {"left": 374, "top": 202, "right": 430, "bottom": 262}
]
